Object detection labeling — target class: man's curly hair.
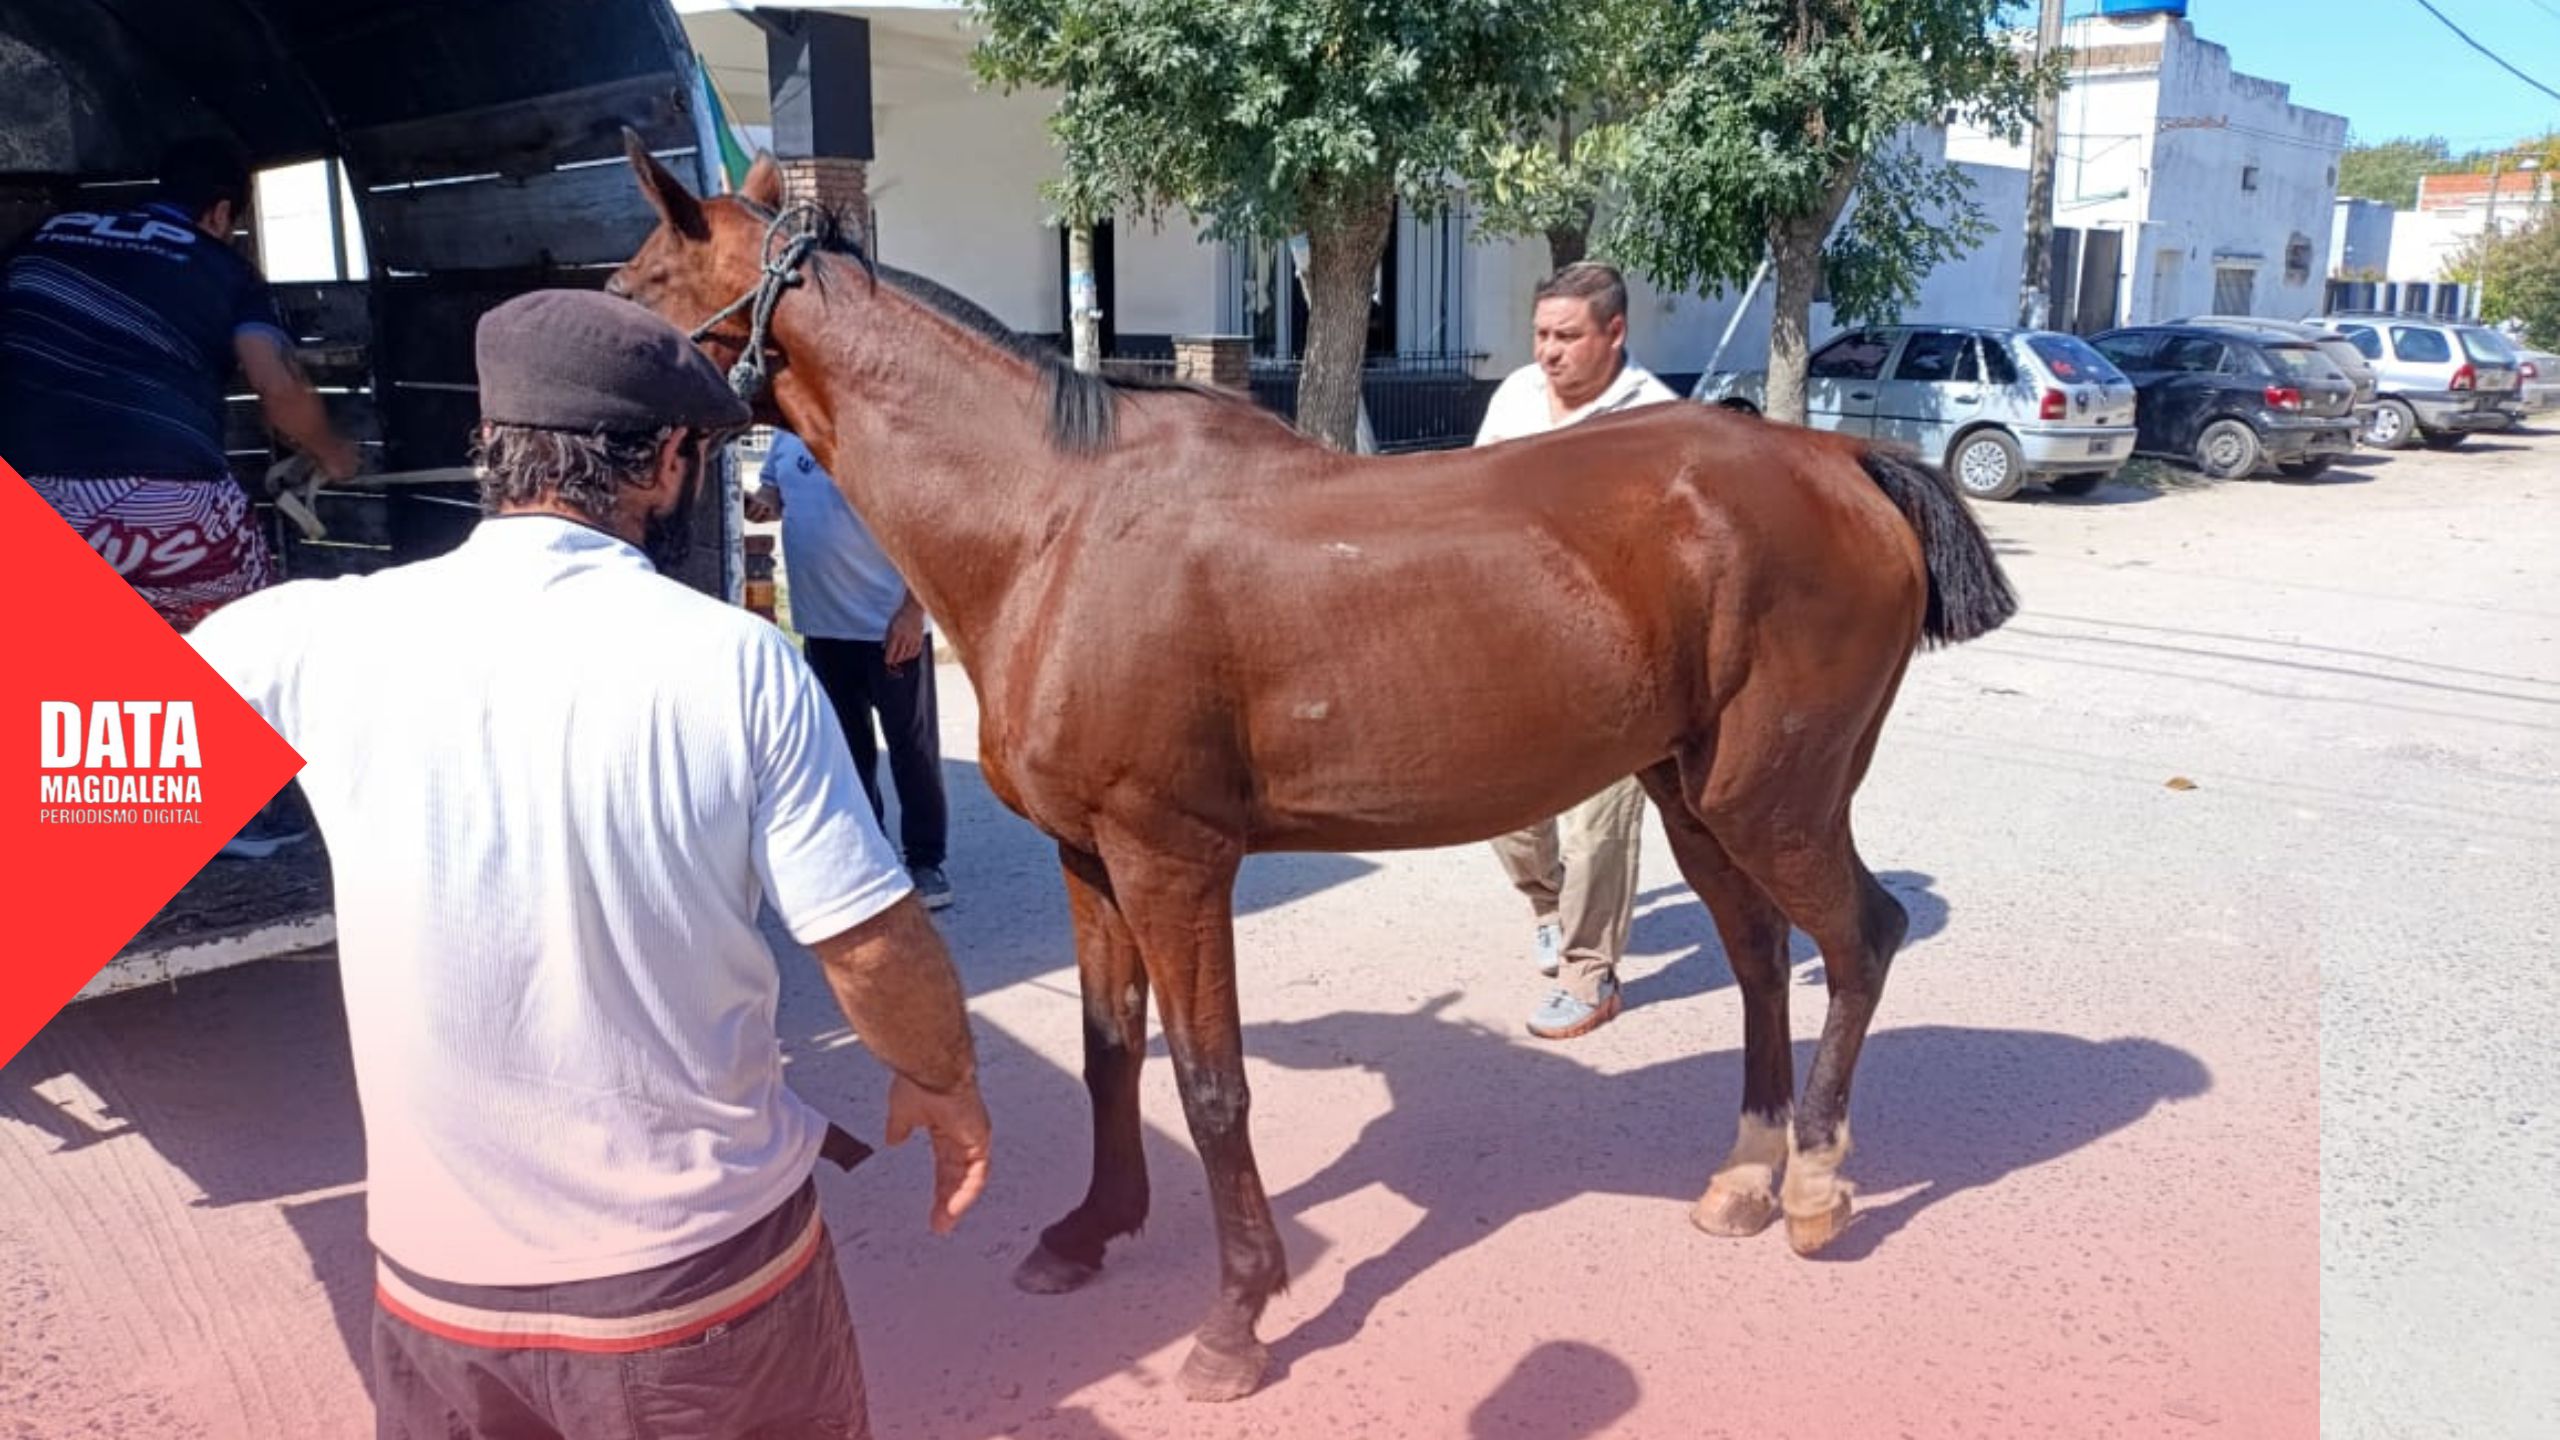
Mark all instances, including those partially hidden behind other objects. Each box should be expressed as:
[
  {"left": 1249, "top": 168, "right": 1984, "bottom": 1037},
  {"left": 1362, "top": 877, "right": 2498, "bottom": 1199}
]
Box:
[{"left": 470, "top": 424, "right": 675, "bottom": 522}]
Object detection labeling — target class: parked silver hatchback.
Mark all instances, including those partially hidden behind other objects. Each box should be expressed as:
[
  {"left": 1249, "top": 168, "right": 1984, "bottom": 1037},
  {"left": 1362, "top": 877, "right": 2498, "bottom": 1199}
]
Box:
[
  {"left": 2304, "top": 313, "right": 2520, "bottom": 449},
  {"left": 1695, "top": 325, "right": 2139, "bottom": 500}
]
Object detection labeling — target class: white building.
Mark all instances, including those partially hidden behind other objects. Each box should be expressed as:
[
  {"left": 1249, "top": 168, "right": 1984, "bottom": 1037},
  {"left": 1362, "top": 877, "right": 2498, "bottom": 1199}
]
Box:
[
  {"left": 2386, "top": 168, "right": 2552, "bottom": 288},
  {"left": 2331, "top": 197, "right": 2394, "bottom": 279},
  {"left": 1948, "top": 7, "right": 2347, "bottom": 324}
]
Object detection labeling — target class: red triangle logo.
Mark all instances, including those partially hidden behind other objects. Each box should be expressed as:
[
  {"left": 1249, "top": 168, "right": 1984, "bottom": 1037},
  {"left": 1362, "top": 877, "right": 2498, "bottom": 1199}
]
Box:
[{"left": 0, "top": 459, "right": 307, "bottom": 1064}]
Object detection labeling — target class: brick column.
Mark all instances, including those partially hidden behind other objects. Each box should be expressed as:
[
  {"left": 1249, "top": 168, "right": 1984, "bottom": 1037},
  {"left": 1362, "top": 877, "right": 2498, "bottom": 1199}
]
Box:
[
  {"left": 778, "top": 155, "right": 870, "bottom": 251},
  {"left": 742, "top": 532, "right": 780, "bottom": 625},
  {"left": 1174, "top": 334, "right": 1252, "bottom": 390}
]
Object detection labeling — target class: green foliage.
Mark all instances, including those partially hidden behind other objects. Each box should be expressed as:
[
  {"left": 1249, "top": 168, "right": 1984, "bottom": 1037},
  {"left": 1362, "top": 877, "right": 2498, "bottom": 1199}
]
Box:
[
  {"left": 968, "top": 0, "right": 1584, "bottom": 237},
  {"left": 2448, "top": 217, "right": 2560, "bottom": 351},
  {"left": 1821, "top": 142, "right": 1990, "bottom": 325},
  {"left": 2339, "top": 132, "right": 2560, "bottom": 212},
  {"left": 2337, "top": 136, "right": 2451, "bottom": 212},
  {"left": 1602, "top": 0, "right": 2053, "bottom": 319},
  {"left": 1465, "top": 0, "right": 1653, "bottom": 257}
]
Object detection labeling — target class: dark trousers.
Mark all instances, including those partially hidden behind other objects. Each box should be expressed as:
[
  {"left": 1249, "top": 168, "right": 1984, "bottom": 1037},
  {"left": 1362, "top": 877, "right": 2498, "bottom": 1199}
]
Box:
[
  {"left": 372, "top": 1182, "right": 868, "bottom": 1439},
  {"left": 801, "top": 636, "right": 947, "bottom": 870}
]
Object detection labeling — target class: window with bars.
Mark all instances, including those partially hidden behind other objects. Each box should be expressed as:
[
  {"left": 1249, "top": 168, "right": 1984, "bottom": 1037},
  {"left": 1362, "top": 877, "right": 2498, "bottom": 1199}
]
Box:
[{"left": 2211, "top": 265, "right": 2256, "bottom": 316}]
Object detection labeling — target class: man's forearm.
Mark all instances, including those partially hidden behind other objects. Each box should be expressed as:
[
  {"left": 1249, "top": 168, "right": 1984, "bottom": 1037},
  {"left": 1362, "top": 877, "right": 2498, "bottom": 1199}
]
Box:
[
  {"left": 808, "top": 896, "right": 976, "bottom": 1093},
  {"left": 240, "top": 336, "right": 356, "bottom": 477},
  {"left": 261, "top": 382, "right": 330, "bottom": 450}
]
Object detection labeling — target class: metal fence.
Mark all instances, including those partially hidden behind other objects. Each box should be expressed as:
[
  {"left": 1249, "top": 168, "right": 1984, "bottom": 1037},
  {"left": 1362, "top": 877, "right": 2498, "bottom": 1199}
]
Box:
[{"left": 2324, "top": 278, "right": 2477, "bottom": 320}]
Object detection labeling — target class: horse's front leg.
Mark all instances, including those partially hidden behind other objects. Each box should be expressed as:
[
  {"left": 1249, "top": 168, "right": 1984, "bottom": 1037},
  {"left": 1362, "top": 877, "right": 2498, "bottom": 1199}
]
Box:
[
  {"left": 1106, "top": 831, "right": 1282, "bottom": 1402},
  {"left": 1015, "top": 843, "right": 1153, "bottom": 1294}
]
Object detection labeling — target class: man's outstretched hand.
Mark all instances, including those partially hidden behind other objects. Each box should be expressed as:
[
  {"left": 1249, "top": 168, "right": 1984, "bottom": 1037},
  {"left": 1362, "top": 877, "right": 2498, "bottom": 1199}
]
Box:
[{"left": 885, "top": 1072, "right": 992, "bottom": 1235}]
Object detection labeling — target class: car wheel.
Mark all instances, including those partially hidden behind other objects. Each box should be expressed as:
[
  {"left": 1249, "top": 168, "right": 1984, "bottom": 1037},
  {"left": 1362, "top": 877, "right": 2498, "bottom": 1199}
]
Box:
[
  {"left": 2421, "top": 431, "right": 2469, "bottom": 451},
  {"left": 2046, "top": 473, "right": 2105, "bottom": 497},
  {"left": 1948, "top": 429, "right": 2025, "bottom": 501},
  {"left": 2195, "top": 419, "right": 2262, "bottom": 480},
  {"left": 2364, "top": 398, "right": 2418, "bottom": 450},
  {"left": 2278, "top": 458, "right": 2333, "bottom": 479}
]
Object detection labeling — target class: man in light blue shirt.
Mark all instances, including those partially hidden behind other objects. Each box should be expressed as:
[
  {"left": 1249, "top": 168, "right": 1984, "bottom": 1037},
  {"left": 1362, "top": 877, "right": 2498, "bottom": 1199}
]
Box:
[{"left": 751, "top": 431, "right": 953, "bottom": 909}]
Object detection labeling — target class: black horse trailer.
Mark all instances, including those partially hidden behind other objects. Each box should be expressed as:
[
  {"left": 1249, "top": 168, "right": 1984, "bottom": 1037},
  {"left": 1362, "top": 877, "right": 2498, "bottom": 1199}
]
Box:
[{"left": 2, "top": 0, "right": 745, "bottom": 994}]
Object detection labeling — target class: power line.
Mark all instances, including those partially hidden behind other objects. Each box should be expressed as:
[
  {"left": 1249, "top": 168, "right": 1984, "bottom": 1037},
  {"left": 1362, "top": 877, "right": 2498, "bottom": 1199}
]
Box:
[
  {"left": 2530, "top": 0, "right": 2560, "bottom": 28},
  {"left": 2405, "top": 0, "right": 2560, "bottom": 106}
]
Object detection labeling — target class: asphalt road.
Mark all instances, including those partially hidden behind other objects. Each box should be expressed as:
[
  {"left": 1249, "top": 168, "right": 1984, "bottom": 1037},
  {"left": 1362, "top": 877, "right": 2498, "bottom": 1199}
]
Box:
[{"left": 5, "top": 430, "right": 2555, "bottom": 1438}]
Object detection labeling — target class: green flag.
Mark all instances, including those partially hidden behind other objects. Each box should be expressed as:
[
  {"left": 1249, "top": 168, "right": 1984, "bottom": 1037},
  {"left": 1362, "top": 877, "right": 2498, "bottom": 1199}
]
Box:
[{"left": 694, "top": 55, "right": 753, "bottom": 192}]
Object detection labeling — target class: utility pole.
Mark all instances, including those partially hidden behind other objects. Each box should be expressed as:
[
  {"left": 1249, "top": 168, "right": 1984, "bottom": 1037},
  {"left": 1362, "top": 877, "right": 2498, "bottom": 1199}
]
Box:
[
  {"left": 2019, "top": 0, "right": 2066, "bottom": 329},
  {"left": 2477, "top": 150, "right": 2504, "bottom": 322}
]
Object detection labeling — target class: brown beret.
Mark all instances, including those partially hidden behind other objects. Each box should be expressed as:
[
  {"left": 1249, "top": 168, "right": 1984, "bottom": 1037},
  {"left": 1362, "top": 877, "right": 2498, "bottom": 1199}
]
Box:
[{"left": 474, "top": 289, "right": 752, "bottom": 433}]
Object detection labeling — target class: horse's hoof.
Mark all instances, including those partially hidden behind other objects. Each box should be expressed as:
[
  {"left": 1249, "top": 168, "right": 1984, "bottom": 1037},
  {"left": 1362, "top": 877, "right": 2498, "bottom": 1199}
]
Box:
[
  {"left": 1012, "top": 1244, "right": 1100, "bottom": 1295},
  {"left": 1785, "top": 1193, "right": 1855, "bottom": 1256},
  {"left": 1177, "top": 1338, "right": 1270, "bottom": 1403},
  {"left": 1690, "top": 1182, "right": 1781, "bottom": 1238}
]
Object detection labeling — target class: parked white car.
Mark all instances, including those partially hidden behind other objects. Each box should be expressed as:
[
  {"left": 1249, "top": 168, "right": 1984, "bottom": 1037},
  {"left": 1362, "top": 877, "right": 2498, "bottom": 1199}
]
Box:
[
  {"left": 1694, "top": 324, "right": 2139, "bottom": 500},
  {"left": 2505, "top": 347, "right": 2559, "bottom": 422}
]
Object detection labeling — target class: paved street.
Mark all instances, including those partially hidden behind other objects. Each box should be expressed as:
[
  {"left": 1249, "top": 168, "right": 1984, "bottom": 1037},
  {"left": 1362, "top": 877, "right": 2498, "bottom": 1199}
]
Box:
[{"left": 6, "top": 432, "right": 2556, "bottom": 1438}]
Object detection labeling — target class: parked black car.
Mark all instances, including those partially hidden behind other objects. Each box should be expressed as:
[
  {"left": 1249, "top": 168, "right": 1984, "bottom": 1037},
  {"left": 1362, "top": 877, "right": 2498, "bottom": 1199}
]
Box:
[{"left": 2090, "top": 325, "right": 2361, "bottom": 479}]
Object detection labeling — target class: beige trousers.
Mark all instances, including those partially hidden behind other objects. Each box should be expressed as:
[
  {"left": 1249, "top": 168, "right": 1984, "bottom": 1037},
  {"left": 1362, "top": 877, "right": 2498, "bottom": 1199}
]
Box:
[{"left": 1490, "top": 775, "right": 1648, "bottom": 1002}]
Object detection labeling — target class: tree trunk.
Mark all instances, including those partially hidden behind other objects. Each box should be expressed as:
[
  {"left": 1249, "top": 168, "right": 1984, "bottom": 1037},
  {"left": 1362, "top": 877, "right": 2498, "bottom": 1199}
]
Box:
[
  {"left": 1763, "top": 168, "right": 1859, "bottom": 430},
  {"left": 1543, "top": 116, "right": 1593, "bottom": 272},
  {"left": 1545, "top": 207, "right": 1592, "bottom": 271},
  {"left": 1067, "top": 220, "right": 1102, "bottom": 375},
  {"left": 1764, "top": 218, "right": 1826, "bottom": 429},
  {"left": 1297, "top": 183, "right": 1396, "bottom": 452}
]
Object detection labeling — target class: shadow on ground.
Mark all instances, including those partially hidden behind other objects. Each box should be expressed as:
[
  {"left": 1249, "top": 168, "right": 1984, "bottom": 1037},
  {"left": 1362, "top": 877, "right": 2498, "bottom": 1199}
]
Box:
[
  {"left": 0, "top": 756, "right": 2205, "bottom": 1438},
  {"left": 1238, "top": 1003, "right": 2210, "bottom": 1376}
]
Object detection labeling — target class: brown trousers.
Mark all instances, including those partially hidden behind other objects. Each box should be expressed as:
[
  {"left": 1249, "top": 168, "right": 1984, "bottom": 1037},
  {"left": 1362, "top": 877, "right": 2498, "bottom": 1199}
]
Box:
[{"left": 1489, "top": 775, "right": 1648, "bottom": 1002}]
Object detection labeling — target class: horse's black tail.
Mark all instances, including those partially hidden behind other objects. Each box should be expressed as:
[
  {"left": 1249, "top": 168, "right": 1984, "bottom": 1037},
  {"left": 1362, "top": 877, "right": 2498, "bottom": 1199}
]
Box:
[{"left": 1858, "top": 447, "right": 2018, "bottom": 648}]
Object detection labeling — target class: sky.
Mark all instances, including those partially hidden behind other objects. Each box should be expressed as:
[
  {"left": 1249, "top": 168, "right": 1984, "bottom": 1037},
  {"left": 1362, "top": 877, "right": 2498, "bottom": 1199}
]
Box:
[{"left": 2089, "top": 0, "right": 2560, "bottom": 149}]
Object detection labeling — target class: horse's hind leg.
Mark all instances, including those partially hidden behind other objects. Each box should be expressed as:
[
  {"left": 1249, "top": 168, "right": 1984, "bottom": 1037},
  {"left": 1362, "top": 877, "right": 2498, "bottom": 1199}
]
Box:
[
  {"left": 1016, "top": 844, "right": 1153, "bottom": 1294},
  {"left": 1103, "top": 832, "right": 1283, "bottom": 1402},
  {"left": 1758, "top": 834, "right": 1906, "bottom": 1255},
  {"left": 1636, "top": 759, "right": 1795, "bottom": 1238},
  {"left": 1692, "top": 685, "right": 1912, "bottom": 1256}
]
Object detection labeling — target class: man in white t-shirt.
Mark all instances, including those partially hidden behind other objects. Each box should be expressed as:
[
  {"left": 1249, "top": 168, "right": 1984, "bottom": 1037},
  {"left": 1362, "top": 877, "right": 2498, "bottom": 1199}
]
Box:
[
  {"left": 1475, "top": 260, "right": 1678, "bottom": 1041},
  {"left": 188, "top": 290, "right": 991, "bottom": 1440},
  {"left": 749, "top": 431, "right": 953, "bottom": 911}
]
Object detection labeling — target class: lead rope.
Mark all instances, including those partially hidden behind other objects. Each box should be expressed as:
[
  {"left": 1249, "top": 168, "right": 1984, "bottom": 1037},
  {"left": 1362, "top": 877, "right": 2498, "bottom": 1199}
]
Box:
[{"left": 689, "top": 201, "right": 825, "bottom": 403}]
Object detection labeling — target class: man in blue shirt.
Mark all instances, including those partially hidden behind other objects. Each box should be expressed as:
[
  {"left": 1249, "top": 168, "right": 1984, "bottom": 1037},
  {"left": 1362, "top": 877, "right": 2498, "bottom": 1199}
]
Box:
[
  {"left": 2, "top": 139, "right": 360, "bottom": 632},
  {"left": 4, "top": 140, "right": 362, "bottom": 860},
  {"left": 750, "top": 432, "right": 955, "bottom": 910}
]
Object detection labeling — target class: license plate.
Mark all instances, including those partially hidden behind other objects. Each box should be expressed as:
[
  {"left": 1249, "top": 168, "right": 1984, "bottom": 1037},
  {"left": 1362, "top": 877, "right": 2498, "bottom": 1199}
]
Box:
[{"left": 2087, "top": 436, "right": 2118, "bottom": 456}]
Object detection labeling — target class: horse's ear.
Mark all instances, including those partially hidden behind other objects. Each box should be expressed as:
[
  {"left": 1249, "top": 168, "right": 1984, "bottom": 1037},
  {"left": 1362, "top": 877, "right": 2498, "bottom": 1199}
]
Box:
[
  {"left": 741, "top": 152, "right": 785, "bottom": 209},
  {"left": 624, "top": 127, "right": 707, "bottom": 241}
]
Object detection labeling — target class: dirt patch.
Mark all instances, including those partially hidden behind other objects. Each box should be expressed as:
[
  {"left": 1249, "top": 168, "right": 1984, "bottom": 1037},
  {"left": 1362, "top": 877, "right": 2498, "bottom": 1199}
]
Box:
[{"left": 2113, "top": 456, "right": 2218, "bottom": 493}]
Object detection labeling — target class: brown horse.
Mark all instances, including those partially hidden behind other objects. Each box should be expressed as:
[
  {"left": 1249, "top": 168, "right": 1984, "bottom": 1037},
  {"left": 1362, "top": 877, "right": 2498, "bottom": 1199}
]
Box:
[{"left": 610, "top": 140, "right": 2016, "bottom": 1402}]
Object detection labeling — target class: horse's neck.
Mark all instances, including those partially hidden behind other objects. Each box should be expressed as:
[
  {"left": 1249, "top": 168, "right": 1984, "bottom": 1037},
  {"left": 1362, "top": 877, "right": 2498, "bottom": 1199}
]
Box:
[{"left": 770, "top": 278, "right": 1064, "bottom": 658}]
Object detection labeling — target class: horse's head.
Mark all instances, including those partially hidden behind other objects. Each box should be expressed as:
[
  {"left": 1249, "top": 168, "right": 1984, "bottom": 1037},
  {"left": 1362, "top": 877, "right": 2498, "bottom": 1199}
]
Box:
[{"left": 608, "top": 131, "right": 803, "bottom": 418}]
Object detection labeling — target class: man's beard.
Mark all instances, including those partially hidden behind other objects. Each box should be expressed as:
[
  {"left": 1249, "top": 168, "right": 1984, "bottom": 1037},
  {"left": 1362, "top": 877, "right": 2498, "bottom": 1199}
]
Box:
[{"left": 641, "top": 449, "right": 708, "bottom": 573}]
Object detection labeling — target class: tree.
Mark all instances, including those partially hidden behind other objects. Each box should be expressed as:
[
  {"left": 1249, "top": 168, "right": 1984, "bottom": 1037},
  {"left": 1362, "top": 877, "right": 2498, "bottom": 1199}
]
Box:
[
  {"left": 2337, "top": 136, "right": 2453, "bottom": 212},
  {"left": 1467, "top": 0, "right": 1652, "bottom": 270},
  {"left": 2447, "top": 215, "right": 2560, "bottom": 350},
  {"left": 969, "top": 0, "right": 1583, "bottom": 450},
  {"left": 2339, "top": 132, "right": 2560, "bottom": 212},
  {"left": 1601, "top": 0, "right": 2054, "bottom": 427}
]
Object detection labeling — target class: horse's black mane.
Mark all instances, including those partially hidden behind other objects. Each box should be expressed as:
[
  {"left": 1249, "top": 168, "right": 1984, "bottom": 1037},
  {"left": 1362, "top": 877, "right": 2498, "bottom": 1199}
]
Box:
[{"left": 737, "top": 196, "right": 1242, "bottom": 456}]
